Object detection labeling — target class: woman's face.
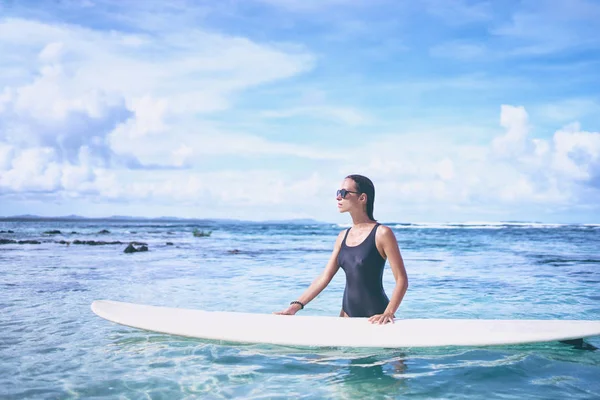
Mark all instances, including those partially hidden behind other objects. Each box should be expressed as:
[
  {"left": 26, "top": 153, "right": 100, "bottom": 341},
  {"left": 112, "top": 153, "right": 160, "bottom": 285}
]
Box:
[{"left": 336, "top": 178, "right": 362, "bottom": 213}]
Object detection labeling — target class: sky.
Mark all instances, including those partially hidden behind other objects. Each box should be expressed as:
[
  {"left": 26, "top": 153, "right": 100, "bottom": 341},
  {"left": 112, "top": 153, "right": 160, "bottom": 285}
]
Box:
[{"left": 0, "top": 0, "right": 599, "bottom": 223}]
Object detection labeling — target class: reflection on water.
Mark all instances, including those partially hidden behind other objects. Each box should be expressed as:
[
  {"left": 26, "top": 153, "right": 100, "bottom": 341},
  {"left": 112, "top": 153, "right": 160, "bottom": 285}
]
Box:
[{"left": 336, "top": 354, "right": 409, "bottom": 396}]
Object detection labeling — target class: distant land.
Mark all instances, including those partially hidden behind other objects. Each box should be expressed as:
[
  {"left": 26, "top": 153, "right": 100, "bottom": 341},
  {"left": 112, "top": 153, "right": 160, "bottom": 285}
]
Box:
[{"left": 0, "top": 215, "right": 329, "bottom": 224}]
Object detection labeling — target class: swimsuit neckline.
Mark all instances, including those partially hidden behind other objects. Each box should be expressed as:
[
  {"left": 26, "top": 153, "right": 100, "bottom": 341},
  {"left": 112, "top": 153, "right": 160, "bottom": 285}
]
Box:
[{"left": 343, "top": 223, "right": 379, "bottom": 248}]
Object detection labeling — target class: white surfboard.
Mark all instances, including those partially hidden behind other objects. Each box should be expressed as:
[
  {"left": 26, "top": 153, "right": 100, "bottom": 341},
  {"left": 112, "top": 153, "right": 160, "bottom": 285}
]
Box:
[{"left": 91, "top": 300, "right": 600, "bottom": 348}]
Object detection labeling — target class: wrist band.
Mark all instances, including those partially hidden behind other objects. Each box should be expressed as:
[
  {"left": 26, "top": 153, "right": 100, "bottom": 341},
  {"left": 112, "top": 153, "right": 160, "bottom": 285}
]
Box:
[{"left": 290, "top": 301, "right": 305, "bottom": 309}]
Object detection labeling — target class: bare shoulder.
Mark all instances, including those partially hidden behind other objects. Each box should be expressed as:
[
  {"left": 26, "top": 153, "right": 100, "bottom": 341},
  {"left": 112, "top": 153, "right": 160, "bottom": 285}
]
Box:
[
  {"left": 376, "top": 224, "right": 395, "bottom": 237},
  {"left": 375, "top": 224, "right": 398, "bottom": 244}
]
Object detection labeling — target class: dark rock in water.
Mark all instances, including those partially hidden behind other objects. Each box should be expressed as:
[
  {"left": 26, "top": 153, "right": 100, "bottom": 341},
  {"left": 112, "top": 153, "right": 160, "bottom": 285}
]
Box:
[
  {"left": 0, "top": 239, "right": 46, "bottom": 245},
  {"left": 166, "top": 242, "right": 174, "bottom": 245},
  {"left": 193, "top": 229, "right": 212, "bottom": 237},
  {"left": 98, "top": 229, "right": 111, "bottom": 234},
  {"left": 228, "top": 249, "right": 241, "bottom": 254},
  {"left": 71, "top": 231, "right": 78, "bottom": 234},
  {"left": 73, "top": 240, "right": 123, "bottom": 245},
  {"left": 58, "top": 240, "right": 71, "bottom": 245},
  {"left": 124, "top": 243, "right": 149, "bottom": 253},
  {"left": 44, "top": 230, "right": 62, "bottom": 235},
  {"left": 0, "top": 230, "right": 15, "bottom": 233}
]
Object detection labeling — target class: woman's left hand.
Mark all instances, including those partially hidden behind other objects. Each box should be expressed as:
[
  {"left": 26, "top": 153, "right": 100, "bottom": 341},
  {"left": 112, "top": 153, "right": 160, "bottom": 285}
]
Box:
[{"left": 368, "top": 312, "right": 395, "bottom": 324}]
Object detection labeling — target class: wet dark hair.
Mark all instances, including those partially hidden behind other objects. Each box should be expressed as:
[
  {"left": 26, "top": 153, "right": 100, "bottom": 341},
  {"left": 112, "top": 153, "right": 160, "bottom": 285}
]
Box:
[{"left": 346, "top": 174, "right": 376, "bottom": 221}]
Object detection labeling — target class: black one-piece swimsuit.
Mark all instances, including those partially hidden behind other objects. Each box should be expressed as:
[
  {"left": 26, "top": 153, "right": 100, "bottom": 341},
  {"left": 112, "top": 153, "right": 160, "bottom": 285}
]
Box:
[{"left": 337, "top": 223, "right": 389, "bottom": 317}]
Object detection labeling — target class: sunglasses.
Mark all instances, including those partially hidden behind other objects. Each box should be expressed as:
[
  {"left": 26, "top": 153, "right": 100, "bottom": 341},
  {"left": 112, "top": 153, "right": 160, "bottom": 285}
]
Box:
[{"left": 336, "top": 189, "right": 360, "bottom": 199}]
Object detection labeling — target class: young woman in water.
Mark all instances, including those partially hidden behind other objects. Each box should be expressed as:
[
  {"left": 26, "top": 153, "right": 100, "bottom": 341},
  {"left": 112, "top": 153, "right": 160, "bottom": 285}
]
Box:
[{"left": 275, "top": 174, "right": 409, "bottom": 324}]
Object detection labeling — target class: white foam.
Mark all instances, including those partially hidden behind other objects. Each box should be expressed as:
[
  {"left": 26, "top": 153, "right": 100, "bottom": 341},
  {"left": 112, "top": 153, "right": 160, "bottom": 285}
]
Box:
[
  {"left": 390, "top": 222, "right": 570, "bottom": 229},
  {"left": 335, "top": 223, "right": 352, "bottom": 228},
  {"left": 337, "top": 221, "right": 591, "bottom": 229}
]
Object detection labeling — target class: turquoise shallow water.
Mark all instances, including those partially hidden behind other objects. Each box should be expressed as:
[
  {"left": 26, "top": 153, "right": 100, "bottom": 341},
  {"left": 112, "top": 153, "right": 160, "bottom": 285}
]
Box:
[{"left": 1, "top": 220, "right": 599, "bottom": 399}]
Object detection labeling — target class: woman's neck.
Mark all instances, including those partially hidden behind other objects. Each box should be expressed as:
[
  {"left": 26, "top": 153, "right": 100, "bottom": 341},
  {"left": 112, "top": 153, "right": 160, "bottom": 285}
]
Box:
[{"left": 350, "top": 212, "right": 373, "bottom": 227}]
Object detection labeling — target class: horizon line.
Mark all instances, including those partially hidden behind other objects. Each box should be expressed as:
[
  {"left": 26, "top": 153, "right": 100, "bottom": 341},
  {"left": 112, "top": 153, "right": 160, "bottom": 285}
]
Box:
[{"left": 0, "top": 215, "right": 598, "bottom": 225}]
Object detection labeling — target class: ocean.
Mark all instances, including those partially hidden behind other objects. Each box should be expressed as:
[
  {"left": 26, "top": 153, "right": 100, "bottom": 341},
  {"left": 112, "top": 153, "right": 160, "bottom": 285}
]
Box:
[{"left": 1, "top": 219, "right": 599, "bottom": 399}]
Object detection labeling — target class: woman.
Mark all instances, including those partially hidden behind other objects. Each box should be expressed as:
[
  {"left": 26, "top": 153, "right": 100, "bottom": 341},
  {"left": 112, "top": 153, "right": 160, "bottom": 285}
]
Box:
[{"left": 275, "top": 174, "right": 408, "bottom": 324}]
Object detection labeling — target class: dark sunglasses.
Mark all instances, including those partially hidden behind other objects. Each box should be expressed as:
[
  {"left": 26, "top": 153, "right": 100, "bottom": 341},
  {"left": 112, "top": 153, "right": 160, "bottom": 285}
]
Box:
[{"left": 336, "top": 189, "right": 360, "bottom": 199}]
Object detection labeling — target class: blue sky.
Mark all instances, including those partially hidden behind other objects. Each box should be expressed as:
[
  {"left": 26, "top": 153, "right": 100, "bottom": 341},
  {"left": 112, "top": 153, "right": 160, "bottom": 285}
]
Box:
[{"left": 0, "top": 0, "right": 599, "bottom": 223}]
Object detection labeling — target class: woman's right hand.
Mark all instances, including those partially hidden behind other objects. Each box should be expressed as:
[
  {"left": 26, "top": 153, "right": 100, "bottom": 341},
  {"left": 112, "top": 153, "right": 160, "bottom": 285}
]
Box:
[{"left": 273, "top": 303, "right": 302, "bottom": 315}]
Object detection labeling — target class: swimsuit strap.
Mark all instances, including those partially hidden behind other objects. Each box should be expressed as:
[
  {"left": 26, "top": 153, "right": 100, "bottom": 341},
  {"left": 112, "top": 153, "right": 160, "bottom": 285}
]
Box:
[
  {"left": 369, "top": 223, "right": 380, "bottom": 241},
  {"left": 342, "top": 228, "right": 351, "bottom": 245}
]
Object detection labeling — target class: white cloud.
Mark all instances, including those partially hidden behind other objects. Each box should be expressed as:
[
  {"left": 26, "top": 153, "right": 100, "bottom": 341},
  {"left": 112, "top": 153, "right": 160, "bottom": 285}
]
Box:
[
  {"left": 11, "top": 62, "right": 122, "bottom": 122},
  {"left": 171, "top": 145, "right": 194, "bottom": 168},
  {"left": 60, "top": 163, "right": 94, "bottom": 192},
  {"left": 332, "top": 105, "right": 599, "bottom": 214},
  {"left": 0, "top": 87, "right": 13, "bottom": 113},
  {"left": 1, "top": 102, "right": 599, "bottom": 220},
  {"left": 3, "top": 167, "right": 327, "bottom": 211},
  {"left": 108, "top": 121, "right": 340, "bottom": 168},
  {"left": 0, "top": 143, "right": 14, "bottom": 171},
  {"left": 492, "top": 105, "right": 530, "bottom": 157},
  {"left": 0, "top": 147, "right": 61, "bottom": 192},
  {"left": 0, "top": 17, "right": 320, "bottom": 171},
  {"left": 39, "top": 41, "right": 65, "bottom": 63},
  {"left": 109, "top": 96, "right": 169, "bottom": 141},
  {"left": 552, "top": 123, "right": 600, "bottom": 181},
  {"left": 436, "top": 158, "right": 455, "bottom": 181},
  {"left": 0, "top": 14, "right": 346, "bottom": 214},
  {"left": 0, "top": 18, "right": 314, "bottom": 111}
]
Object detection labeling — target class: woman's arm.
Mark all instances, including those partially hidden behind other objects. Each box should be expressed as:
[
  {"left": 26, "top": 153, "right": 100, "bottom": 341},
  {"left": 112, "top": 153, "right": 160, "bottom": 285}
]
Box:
[
  {"left": 368, "top": 226, "right": 409, "bottom": 324},
  {"left": 274, "top": 230, "right": 345, "bottom": 315}
]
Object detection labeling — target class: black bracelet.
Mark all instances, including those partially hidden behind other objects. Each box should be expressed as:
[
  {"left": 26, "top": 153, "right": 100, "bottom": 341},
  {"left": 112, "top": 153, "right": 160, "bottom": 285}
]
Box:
[{"left": 290, "top": 301, "right": 305, "bottom": 309}]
